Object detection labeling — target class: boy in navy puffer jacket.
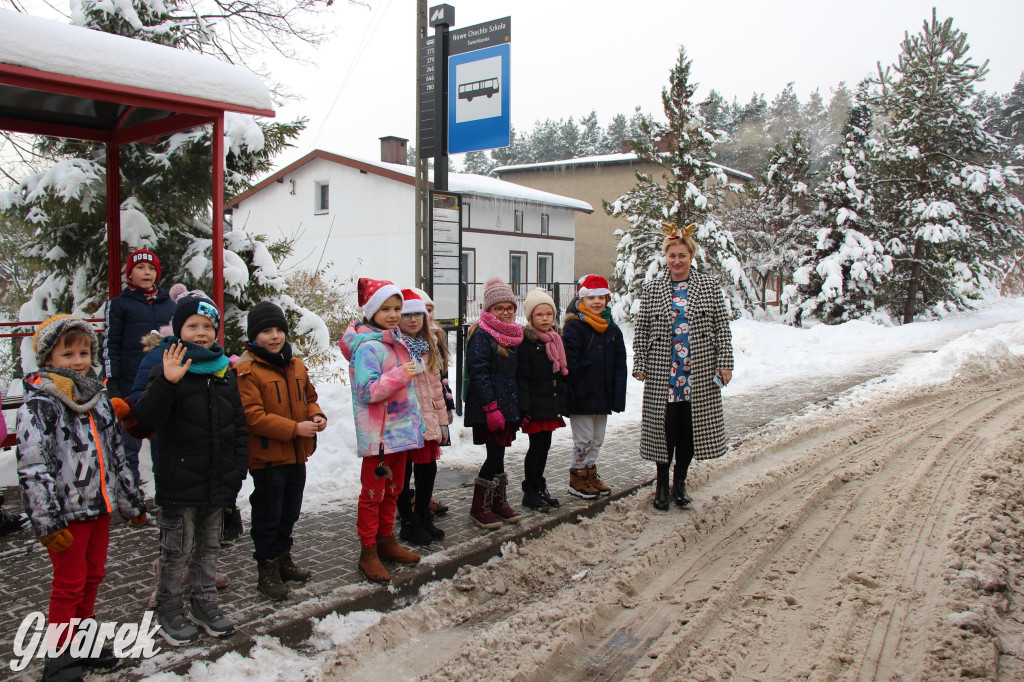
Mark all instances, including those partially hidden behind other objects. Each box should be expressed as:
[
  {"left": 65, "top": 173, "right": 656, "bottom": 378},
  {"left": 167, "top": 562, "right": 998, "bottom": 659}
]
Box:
[{"left": 103, "top": 249, "right": 174, "bottom": 487}]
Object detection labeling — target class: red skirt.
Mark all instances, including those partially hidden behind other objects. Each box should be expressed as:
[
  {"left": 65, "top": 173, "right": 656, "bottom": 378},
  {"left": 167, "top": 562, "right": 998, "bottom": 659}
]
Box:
[
  {"left": 406, "top": 440, "right": 442, "bottom": 464},
  {"left": 521, "top": 417, "right": 566, "bottom": 434},
  {"left": 473, "top": 424, "right": 519, "bottom": 447}
]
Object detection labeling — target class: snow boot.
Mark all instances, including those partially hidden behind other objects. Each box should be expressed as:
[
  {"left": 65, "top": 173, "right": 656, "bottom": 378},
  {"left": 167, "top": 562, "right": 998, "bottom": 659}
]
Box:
[
  {"left": 220, "top": 506, "right": 244, "bottom": 546},
  {"left": 41, "top": 651, "right": 84, "bottom": 682},
  {"left": 0, "top": 505, "right": 27, "bottom": 537},
  {"left": 357, "top": 544, "right": 390, "bottom": 585},
  {"left": 189, "top": 597, "right": 234, "bottom": 637},
  {"left": 399, "top": 513, "right": 433, "bottom": 546},
  {"left": 429, "top": 497, "right": 449, "bottom": 515},
  {"left": 492, "top": 473, "right": 522, "bottom": 523},
  {"left": 653, "top": 463, "right": 671, "bottom": 511},
  {"left": 376, "top": 534, "right": 421, "bottom": 564},
  {"left": 256, "top": 557, "right": 289, "bottom": 601},
  {"left": 156, "top": 604, "right": 200, "bottom": 647},
  {"left": 470, "top": 477, "right": 503, "bottom": 529},
  {"left": 536, "top": 476, "right": 560, "bottom": 508},
  {"left": 586, "top": 464, "right": 611, "bottom": 496},
  {"left": 568, "top": 469, "right": 599, "bottom": 499},
  {"left": 420, "top": 508, "right": 445, "bottom": 540},
  {"left": 278, "top": 550, "right": 312, "bottom": 582},
  {"left": 672, "top": 467, "right": 691, "bottom": 508},
  {"left": 521, "top": 479, "right": 550, "bottom": 512}
]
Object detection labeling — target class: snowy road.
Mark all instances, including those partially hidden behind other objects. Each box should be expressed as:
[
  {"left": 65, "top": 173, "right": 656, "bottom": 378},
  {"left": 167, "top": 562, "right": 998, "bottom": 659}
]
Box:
[{"left": 318, "top": 365, "right": 1024, "bottom": 681}]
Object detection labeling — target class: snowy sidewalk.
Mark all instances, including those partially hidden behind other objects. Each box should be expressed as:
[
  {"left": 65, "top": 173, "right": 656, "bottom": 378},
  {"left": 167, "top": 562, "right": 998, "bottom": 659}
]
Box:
[{"left": 0, "top": 424, "right": 655, "bottom": 680}]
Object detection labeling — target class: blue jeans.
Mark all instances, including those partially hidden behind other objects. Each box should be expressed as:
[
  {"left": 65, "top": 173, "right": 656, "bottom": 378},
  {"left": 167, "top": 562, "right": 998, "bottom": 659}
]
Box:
[
  {"left": 249, "top": 463, "right": 306, "bottom": 561},
  {"left": 156, "top": 506, "right": 223, "bottom": 608}
]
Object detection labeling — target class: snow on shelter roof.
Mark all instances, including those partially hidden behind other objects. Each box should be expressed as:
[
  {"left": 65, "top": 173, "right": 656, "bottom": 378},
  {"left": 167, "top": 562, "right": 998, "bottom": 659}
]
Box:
[
  {"left": 0, "top": 10, "right": 273, "bottom": 120},
  {"left": 494, "top": 152, "right": 755, "bottom": 181},
  {"left": 229, "top": 149, "right": 594, "bottom": 213}
]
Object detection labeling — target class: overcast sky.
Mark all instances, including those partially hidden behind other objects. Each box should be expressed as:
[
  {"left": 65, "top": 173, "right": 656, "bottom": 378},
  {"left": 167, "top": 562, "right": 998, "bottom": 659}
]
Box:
[{"left": 263, "top": 0, "right": 1024, "bottom": 169}]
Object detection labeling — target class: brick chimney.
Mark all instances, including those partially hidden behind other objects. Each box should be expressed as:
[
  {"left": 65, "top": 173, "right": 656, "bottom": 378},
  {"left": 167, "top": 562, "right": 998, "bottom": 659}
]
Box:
[{"left": 380, "top": 136, "right": 409, "bottom": 165}]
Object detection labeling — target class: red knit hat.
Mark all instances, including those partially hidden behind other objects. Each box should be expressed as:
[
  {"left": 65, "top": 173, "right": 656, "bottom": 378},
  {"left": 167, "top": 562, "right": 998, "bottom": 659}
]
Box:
[
  {"left": 125, "top": 249, "right": 161, "bottom": 282},
  {"left": 358, "top": 278, "right": 403, "bottom": 321},
  {"left": 578, "top": 274, "right": 611, "bottom": 298},
  {"left": 401, "top": 288, "right": 427, "bottom": 315}
]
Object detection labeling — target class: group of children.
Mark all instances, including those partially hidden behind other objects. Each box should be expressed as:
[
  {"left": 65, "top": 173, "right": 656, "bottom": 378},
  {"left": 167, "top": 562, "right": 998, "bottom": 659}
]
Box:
[
  {"left": 12, "top": 251, "right": 628, "bottom": 681},
  {"left": 15, "top": 249, "right": 324, "bottom": 681}
]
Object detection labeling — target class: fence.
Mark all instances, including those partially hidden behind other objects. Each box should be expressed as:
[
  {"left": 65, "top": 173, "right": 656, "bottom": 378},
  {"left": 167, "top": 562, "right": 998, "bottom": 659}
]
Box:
[{"left": 462, "top": 282, "right": 578, "bottom": 324}]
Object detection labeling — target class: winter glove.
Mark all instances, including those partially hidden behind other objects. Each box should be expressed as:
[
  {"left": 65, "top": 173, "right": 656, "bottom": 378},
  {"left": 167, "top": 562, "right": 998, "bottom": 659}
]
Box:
[
  {"left": 129, "top": 512, "right": 148, "bottom": 527},
  {"left": 40, "top": 528, "right": 73, "bottom": 552},
  {"left": 520, "top": 414, "right": 532, "bottom": 431},
  {"left": 447, "top": 409, "right": 454, "bottom": 425},
  {"left": 105, "top": 381, "right": 122, "bottom": 400},
  {"left": 483, "top": 401, "right": 505, "bottom": 433}
]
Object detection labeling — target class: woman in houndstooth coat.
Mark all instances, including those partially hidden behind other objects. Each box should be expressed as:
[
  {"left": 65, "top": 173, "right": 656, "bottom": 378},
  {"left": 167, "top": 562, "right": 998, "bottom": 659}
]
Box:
[{"left": 633, "top": 225, "right": 734, "bottom": 511}]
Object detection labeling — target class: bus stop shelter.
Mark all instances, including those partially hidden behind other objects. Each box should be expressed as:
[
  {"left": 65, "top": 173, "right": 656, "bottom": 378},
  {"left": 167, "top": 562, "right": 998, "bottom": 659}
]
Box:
[{"left": 0, "top": 9, "right": 274, "bottom": 443}]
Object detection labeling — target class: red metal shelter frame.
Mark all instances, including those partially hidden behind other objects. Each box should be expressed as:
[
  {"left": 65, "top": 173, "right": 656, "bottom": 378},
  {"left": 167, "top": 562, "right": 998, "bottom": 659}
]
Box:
[{"left": 0, "top": 61, "right": 275, "bottom": 342}]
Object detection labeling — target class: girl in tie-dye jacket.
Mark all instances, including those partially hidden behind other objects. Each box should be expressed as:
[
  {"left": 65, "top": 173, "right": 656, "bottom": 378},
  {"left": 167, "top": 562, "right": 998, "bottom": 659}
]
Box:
[{"left": 339, "top": 278, "right": 425, "bottom": 585}]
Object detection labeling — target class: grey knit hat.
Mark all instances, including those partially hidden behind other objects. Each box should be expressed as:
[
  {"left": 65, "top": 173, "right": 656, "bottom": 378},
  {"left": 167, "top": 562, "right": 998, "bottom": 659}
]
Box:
[
  {"left": 482, "top": 277, "right": 516, "bottom": 313},
  {"left": 33, "top": 314, "right": 98, "bottom": 367}
]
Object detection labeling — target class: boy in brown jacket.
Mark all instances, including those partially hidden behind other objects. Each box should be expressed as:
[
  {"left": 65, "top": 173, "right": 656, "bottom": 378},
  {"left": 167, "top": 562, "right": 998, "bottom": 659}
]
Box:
[{"left": 235, "top": 301, "right": 327, "bottom": 600}]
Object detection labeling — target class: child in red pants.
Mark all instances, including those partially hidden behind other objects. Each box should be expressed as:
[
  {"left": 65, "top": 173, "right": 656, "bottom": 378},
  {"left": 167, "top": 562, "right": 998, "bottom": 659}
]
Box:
[
  {"left": 339, "top": 279, "right": 425, "bottom": 584},
  {"left": 17, "top": 315, "right": 146, "bottom": 681}
]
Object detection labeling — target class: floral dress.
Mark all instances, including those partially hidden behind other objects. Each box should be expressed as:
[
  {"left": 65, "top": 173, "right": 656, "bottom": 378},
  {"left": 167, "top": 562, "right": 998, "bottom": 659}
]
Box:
[{"left": 668, "top": 279, "right": 691, "bottom": 402}]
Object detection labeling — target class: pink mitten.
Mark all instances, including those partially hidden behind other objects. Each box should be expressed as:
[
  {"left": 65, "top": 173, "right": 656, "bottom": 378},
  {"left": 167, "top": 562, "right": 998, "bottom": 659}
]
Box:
[{"left": 483, "top": 401, "right": 505, "bottom": 432}]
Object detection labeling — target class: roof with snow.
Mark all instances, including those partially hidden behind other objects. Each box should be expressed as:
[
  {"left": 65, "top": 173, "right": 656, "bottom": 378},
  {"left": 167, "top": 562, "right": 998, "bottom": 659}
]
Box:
[
  {"left": 494, "top": 152, "right": 755, "bottom": 182},
  {"left": 0, "top": 10, "right": 273, "bottom": 142},
  {"left": 228, "top": 150, "right": 595, "bottom": 213}
]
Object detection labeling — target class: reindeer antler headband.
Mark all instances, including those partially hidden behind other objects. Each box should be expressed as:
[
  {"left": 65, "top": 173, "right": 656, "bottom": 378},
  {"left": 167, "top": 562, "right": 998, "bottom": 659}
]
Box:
[{"left": 661, "top": 221, "right": 696, "bottom": 239}]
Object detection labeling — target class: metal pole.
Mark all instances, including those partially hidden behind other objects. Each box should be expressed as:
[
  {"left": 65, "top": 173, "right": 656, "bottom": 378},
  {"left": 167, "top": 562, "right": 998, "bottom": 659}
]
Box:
[
  {"left": 434, "top": 20, "right": 449, "bottom": 193},
  {"left": 106, "top": 144, "right": 121, "bottom": 299},
  {"left": 212, "top": 116, "right": 225, "bottom": 346},
  {"left": 414, "top": 0, "right": 428, "bottom": 290}
]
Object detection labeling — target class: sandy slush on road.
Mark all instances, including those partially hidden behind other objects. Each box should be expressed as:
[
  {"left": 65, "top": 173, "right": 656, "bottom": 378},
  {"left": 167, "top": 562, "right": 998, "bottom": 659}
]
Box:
[{"left": 322, "top": 362, "right": 1024, "bottom": 681}]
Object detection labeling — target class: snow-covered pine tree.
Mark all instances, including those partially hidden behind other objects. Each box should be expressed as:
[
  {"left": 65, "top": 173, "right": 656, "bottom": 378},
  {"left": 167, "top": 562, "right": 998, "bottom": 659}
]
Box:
[
  {"left": 606, "top": 47, "right": 755, "bottom": 320},
  {"left": 870, "top": 11, "right": 1024, "bottom": 322},
  {"left": 1, "top": 0, "right": 329, "bottom": 360},
  {"left": 785, "top": 83, "right": 892, "bottom": 325},
  {"left": 733, "top": 131, "right": 814, "bottom": 315}
]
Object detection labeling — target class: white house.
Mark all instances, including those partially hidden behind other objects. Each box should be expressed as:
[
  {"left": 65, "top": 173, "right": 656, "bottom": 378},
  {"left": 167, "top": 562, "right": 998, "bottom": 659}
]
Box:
[{"left": 227, "top": 138, "right": 593, "bottom": 319}]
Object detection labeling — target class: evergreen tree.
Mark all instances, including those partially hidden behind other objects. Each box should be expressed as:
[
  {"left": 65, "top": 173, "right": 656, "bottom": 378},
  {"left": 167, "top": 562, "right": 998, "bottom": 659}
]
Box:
[
  {"left": 733, "top": 131, "right": 814, "bottom": 314},
  {"left": 726, "top": 93, "right": 770, "bottom": 174},
  {"left": 462, "top": 150, "right": 496, "bottom": 175},
  {"left": 578, "top": 110, "right": 604, "bottom": 157},
  {"left": 606, "top": 48, "right": 755, "bottom": 319},
  {"left": 766, "top": 83, "right": 801, "bottom": 142},
  {"left": 602, "top": 113, "right": 629, "bottom": 154},
  {"left": 802, "top": 89, "right": 834, "bottom": 173},
  {"left": 3, "top": 1, "right": 327, "bottom": 358},
  {"left": 489, "top": 125, "right": 529, "bottom": 169},
  {"left": 785, "top": 83, "right": 892, "bottom": 325},
  {"left": 870, "top": 11, "right": 1024, "bottom": 322}
]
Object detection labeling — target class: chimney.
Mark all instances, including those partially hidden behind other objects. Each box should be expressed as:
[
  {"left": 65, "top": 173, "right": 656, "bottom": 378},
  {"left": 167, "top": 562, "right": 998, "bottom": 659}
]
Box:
[{"left": 380, "top": 136, "right": 409, "bottom": 165}]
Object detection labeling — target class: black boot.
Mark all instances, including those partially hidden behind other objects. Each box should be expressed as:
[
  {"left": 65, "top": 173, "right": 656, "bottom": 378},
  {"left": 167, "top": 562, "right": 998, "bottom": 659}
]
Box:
[
  {"left": 672, "top": 467, "right": 691, "bottom": 508},
  {"left": 653, "top": 463, "right": 670, "bottom": 511},
  {"left": 399, "top": 514, "right": 433, "bottom": 546},
  {"left": 420, "top": 508, "right": 445, "bottom": 540},
  {"left": 536, "top": 477, "right": 560, "bottom": 508},
  {"left": 521, "top": 480, "right": 550, "bottom": 512}
]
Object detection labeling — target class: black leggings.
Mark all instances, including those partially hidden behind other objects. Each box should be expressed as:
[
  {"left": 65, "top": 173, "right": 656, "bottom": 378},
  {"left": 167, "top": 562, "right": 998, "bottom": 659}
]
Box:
[
  {"left": 397, "top": 460, "right": 439, "bottom": 517},
  {"left": 524, "top": 431, "right": 553, "bottom": 483},
  {"left": 665, "top": 401, "right": 695, "bottom": 480},
  {"left": 478, "top": 443, "right": 506, "bottom": 480}
]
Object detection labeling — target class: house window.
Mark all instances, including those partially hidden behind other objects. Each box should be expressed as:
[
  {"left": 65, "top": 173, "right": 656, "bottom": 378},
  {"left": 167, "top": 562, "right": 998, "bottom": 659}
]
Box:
[
  {"left": 540, "top": 213, "right": 549, "bottom": 236},
  {"left": 514, "top": 209, "right": 523, "bottom": 233},
  {"left": 463, "top": 201, "right": 471, "bottom": 228},
  {"left": 537, "top": 253, "right": 553, "bottom": 287},
  {"left": 461, "top": 248, "right": 476, "bottom": 285},
  {"left": 509, "top": 251, "right": 527, "bottom": 294},
  {"left": 314, "top": 181, "right": 329, "bottom": 214}
]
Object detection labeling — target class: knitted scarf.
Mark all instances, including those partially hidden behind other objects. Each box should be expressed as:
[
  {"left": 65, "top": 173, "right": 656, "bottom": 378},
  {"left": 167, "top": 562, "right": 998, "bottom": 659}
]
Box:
[
  {"left": 126, "top": 281, "right": 160, "bottom": 301},
  {"left": 404, "top": 336, "right": 430, "bottom": 363},
  {"left": 536, "top": 329, "right": 569, "bottom": 375},
  {"left": 33, "top": 366, "right": 104, "bottom": 414},
  {"left": 158, "top": 336, "right": 230, "bottom": 376},
  {"left": 246, "top": 341, "right": 293, "bottom": 369},
  {"left": 576, "top": 302, "right": 610, "bottom": 334},
  {"left": 478, "top": 311, "right": 523, "bottom": 348}
]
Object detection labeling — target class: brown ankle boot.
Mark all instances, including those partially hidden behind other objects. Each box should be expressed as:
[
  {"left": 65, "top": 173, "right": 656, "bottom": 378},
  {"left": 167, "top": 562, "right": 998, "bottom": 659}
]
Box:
[
  {"left": 586, "top": 465, "right": 611, "bottom": 496},
  {"left": 568, "top": 469, "right": 599, "bottom": 499},
  {"left": 470, "top": 477, "right": 503, "bottom": 529},
  {"left": 375, "top": 534, "right": 421, "bottom": 564},
  {"left": 357, "top": 544, "right": 390, "bottom": 584}
]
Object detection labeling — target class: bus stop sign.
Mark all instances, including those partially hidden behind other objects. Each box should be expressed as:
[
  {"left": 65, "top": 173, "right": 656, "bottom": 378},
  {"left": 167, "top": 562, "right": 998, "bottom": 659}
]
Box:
[{"left": 447, "top": 17, "right": 511, "bottom": 155}]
